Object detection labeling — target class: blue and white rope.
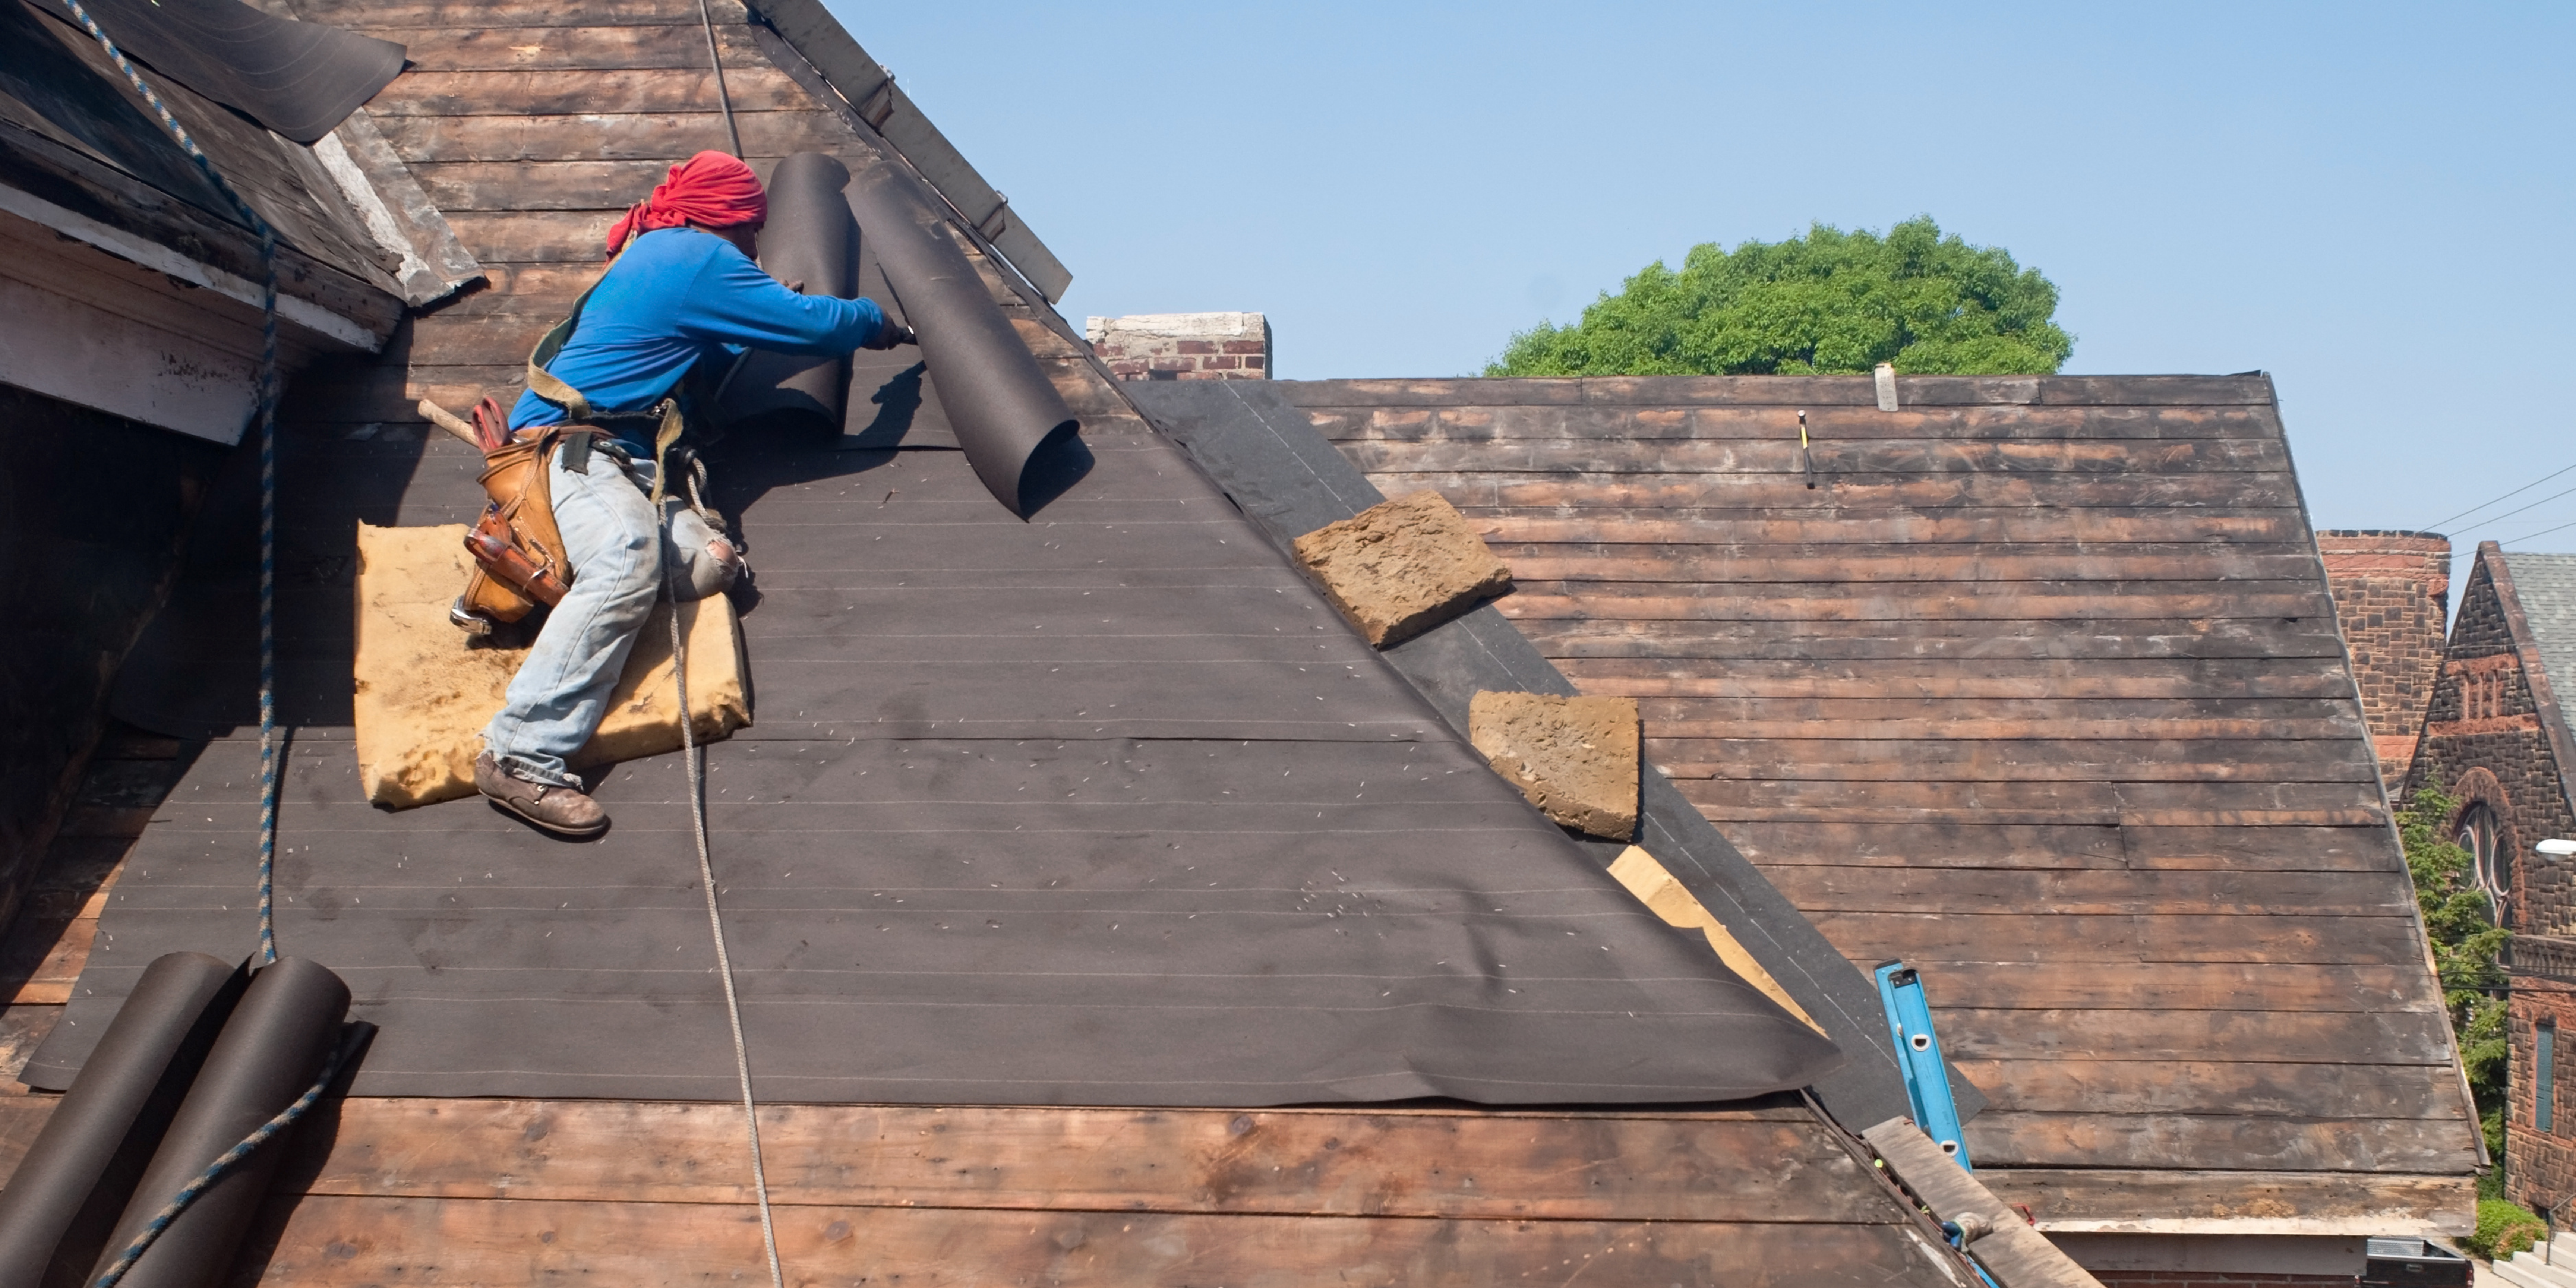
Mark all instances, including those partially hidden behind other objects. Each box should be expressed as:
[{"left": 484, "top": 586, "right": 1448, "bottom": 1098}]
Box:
[
  {"left": 61, "top": 7, "right": 310, "bottom": 1285},
  {"left": 60, "top": 0, "right": 284, "bottom": 967},
  {"left": 89, "top": 1032, "right": 356, "bottom": 1288}
]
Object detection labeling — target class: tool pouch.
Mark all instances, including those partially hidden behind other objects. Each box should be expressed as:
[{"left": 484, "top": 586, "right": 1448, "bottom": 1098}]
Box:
[{"left": 457, "top": 426, "right": 597, "bottom": 626}]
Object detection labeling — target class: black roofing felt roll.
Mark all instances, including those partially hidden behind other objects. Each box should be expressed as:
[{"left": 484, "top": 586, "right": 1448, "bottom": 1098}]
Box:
[
  {"left": 67, "top": 0, "right": 405, "bottom": 144},
  {"left": 88, "top": 957, "right": 348, "bottom": 1288},
  {"left": 721, "top": 152, "right": 859, "bottom": 433},
  {"left": 847, "top": 158, "right": 1079, "bottom": 517},
  {"left": 0, "top": 953, "right": 242, "bottom": 1288}
]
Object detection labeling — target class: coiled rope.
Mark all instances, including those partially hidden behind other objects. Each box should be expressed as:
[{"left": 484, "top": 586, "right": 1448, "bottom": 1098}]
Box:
[{"left": 59, "top": 6, "right": 317, "bottom": 1284}]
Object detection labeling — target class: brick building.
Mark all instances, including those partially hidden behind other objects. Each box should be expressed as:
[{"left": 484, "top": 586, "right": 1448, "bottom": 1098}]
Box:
[
  {"left": 2318, "top": 530, "right": 2452, "bottom": 790},
  {"left": 1085, "top": 311, "right": 1272, "bottom": 380},
  {"left": 2404, "top": 544, "right": 2576, "bottom": 1209}
]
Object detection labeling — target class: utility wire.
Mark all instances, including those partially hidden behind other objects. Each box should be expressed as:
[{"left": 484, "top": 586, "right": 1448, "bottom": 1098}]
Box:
[
  {"left": 2421, "top": 458, "right": 2576, "bottom": 534},
  {"left": 2496, "top": 514, "right": 2576, "bottom": 548},
  {"left": 2436, "top": 480, "right": 2576, "bottom": 540}
]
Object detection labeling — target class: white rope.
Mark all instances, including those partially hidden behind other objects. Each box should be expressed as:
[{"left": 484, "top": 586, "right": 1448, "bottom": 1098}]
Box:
[{"left": 667, "top": 468, "right": 786, "bottom": 1288}]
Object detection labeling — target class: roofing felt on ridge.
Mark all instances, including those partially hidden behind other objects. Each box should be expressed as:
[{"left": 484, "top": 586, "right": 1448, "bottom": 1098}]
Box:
[{"left": 1282, "top": 375, "right": 2483, "bottom": 1229}]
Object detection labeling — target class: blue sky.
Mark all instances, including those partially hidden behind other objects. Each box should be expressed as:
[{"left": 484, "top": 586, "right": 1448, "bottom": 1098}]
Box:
[{"left": 830, "top": 1, "right": 2574, "bottom": 566}]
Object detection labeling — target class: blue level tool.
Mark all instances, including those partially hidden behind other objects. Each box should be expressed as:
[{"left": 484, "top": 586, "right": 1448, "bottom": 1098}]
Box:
[{"left": 1875, "top": 960, "right": 1970, "bottom": 1170}]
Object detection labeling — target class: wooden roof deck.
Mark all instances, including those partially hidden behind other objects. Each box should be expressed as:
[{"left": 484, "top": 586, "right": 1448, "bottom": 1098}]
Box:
[
  {"left": 0, "top": 3, "right": 1982, "bottom": 1283},
  {"left": 1283, "top": 375, "right": 2484, "bottom": 1233}
]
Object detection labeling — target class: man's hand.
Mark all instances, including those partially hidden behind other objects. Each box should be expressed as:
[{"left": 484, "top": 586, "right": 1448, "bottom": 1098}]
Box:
[{"left": 865, "top": 320, "right": 919, "bottom": 350}]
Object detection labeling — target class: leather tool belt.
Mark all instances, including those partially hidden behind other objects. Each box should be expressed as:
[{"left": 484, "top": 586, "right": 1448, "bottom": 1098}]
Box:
[{"left": 452, "top": 272, "right": 706, "bottom": 634}]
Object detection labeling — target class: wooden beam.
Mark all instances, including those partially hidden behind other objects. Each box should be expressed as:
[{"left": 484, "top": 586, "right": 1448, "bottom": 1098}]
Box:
[
  {"left": 1865, "top": 1117, "right": 2103, "bottom": 1288},
  {"left": 1977, "top": 1167, "right": 2475, "bottom": 1237}
]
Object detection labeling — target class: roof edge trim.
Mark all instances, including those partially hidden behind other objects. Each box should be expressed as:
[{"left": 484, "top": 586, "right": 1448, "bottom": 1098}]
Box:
[
  {"left": 313, "top": 108, "right": 483, "bottom": 308},
  {"left": 746, "top": 0, "right": 1073, "bottom": 304},
  {"left": 0, "top": 180, "right": 382, "bottom": 349}
]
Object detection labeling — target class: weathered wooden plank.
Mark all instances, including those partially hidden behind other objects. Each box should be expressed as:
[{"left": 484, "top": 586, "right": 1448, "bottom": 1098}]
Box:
[
  {"left": 1802, "top": 912, "right": 2427, "bottom": 968},
  {"left": 0, "top": 1004, "right": 60, "bottom": 1082},
  {"left": 1278, "top": 373, "right": 2276, "bottom": 409},
  {"left": 1932, "top": 1007, "right": 2454, "bottom": 1065},
  {"left": 1478, "top": 511, "right": 2308, "bottom": 544},
  {"left": 233, "top": 1195, "right": 1949, "bottom": 1288},
  {"left": 1498, "top": 542, "right": 2323, "bottom": 584},
  {"left": 1299, "top": 401, "right": 2281, "bottom": 444},
  {"left": 1763, "top": 867, "right": 2411, "bottom": 917},
  {"left": 1977, "top": 1168, "right": 2473, "bottom": 1235},
  {"left": 292, "top": 0, "right": 737, "bottom": 30},
  {"left": 367, "top": 66, "right": 813, "bottom": 117},
  {"left": 224, "top": 1099, "right": 1898, "bottom": 1223},
  {"left": 1723, "top": 822, "right": 2400, "bottom": 872},
  {"left": 1652, "top": 739, "right": 2377, "bottom": 786},
  {"left": 1654, "top": 716, "right": 2367, "bottom": 745},
  {"left": 1950, "top": 1057, "right": 2463, "bottom": 1118},
  {"left": 1342, "top": 436, "right": 2291, "bottom": 478},
  {"left": 383, "top": 22, "right": 773, "bottom": 73},
  {"left": 373, "top": 110, "right": 852, "bottom": 166},
  {"left": 1565, "top": 656, "right": 2356, "bottom": 700},
  {"left": 410, "top": 159, "right": 710, "bottom": 214},
  {"left": 1508, "top": 588, "right": 2335, "bottom": 625},
  {"left": 0, "top": 892, "right": 97, "bottom": 1005},
  {"left": 1717, "top": 805, "right": 2389, "bottom": 828},
  {"left": 1525, "top": 617, "right": 2352, "bottom": 663},
  {"left": 1964, "top": 1110, "right": 2477, "bottom": 1174},
  {"left": 1865, "top": 1119, "right": 2103, "bottom": 1288}
]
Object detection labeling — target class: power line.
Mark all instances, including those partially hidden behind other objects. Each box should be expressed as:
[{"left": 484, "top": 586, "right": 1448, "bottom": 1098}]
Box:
[
  {"left": 2421, "top": 458, "right": 2576, "bottom": 533},
  {"left": 2496, "top": 514, "right": 2576, "bottom": 548},
  {"left": 2443, "top": 480, "right": 2576, "bottom": 537}
]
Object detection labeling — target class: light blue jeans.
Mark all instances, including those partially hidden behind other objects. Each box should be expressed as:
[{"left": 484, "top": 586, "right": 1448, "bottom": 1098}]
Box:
[{"left": 482, "top": 449, "right": 734, "bottom": 788}]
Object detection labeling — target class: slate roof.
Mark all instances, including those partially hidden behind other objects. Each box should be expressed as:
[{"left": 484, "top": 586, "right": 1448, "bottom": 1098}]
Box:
[
  {"left": 2500, "top": 553, "right": 2576, "bottom": 714},
  {"left": 1283, "top": 374, "right": 2484, "bottom": 1234}
]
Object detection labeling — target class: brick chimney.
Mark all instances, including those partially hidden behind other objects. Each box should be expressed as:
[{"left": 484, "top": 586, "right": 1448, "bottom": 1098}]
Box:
[
  {"left": 1086, "top": 312, "right": 1271, "bottom": 381},
  {"left": 2317, "top": 530, "right": 2452, "bottom": 790}
]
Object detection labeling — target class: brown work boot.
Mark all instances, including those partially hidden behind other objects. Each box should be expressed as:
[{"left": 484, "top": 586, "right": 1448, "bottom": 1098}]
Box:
[{"left": 474, "top": 752, "right": 608, "bottom": 838}]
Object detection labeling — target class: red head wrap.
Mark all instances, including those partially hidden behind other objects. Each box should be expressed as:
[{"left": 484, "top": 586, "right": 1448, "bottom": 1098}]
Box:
[{"left": 605, "top": 151, "right": 768, "bottom": 257}]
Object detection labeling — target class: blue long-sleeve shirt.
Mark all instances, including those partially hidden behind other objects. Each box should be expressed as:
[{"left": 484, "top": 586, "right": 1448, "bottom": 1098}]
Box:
[{"left": 509, "top": 227, "right": 889, "bottom": 445}]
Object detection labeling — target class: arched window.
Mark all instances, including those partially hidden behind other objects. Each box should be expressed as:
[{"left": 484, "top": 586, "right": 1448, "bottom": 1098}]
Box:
[{"left": 2458, "top": 802, "right": 2510, "bottom": 924}]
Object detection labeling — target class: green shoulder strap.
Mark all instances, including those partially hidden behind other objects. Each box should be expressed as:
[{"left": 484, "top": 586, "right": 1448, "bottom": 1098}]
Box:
[{"left": 524, "top": 278, "right": 604, "bottom": 423}]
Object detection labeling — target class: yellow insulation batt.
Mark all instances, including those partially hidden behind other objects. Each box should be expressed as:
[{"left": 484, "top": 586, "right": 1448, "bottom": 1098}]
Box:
[{"left": 351, "top": 521, "right": 752, "bottom": 809}]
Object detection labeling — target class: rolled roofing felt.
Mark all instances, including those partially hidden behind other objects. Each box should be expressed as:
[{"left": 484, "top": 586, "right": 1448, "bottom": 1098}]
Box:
[
  {"left": 88, "top": 957, "right": 349, "bottom": 1288},
  {"left": 847, "top": 158, "right": 1080, "bottom": 517},
  {"left": 722, "top": 152, "right": 859, "bottom": 433},
  {"left": 64, "top": 0, "right": 405, "bottom": 144},
  {"left": 0, "top": 953, "right": 243, "bottom": 1288}
]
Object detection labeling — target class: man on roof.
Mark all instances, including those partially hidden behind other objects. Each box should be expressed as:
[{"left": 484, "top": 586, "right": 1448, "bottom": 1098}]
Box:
[{"left": 475, "top": 151, "right": 912, "bottom": 837}]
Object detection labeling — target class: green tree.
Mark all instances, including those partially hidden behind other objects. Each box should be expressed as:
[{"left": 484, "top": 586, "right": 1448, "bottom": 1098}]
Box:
[
  {"left": 1487, "top": 217, "right": 2074, "bottom": 378},
  {"left": 2403, "top": 776, "right": 2511, "bottom": 1160}
]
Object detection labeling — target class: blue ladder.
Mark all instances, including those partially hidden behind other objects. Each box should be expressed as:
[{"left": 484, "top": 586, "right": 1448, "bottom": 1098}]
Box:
[{"left": 1874, "top": 960, "right": 1970, "bottom": 1170}]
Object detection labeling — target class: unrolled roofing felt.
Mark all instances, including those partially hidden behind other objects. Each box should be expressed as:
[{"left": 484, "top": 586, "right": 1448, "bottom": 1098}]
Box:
[
  {"left": 61, "top": 0, "right": 403, "bottom": 145},
  {"left": 847, "top": 157, "right": 1080, "bottom": 516},
  {"left": 40, "top": 334, "right": 1840, "bottom": 1106}
]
